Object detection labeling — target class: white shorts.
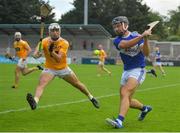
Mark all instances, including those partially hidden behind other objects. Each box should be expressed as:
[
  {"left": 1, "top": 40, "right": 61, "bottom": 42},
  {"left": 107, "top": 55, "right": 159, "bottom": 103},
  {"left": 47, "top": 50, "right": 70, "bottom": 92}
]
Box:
[
  {"left": 42, "top": 67, "right": 73, "bottom": 78},
  {"left": 17, "top": 58, "right": 28, "bottom": 69},
  {"left": 98, "top": 61, "right": 104, "bottom": 65},
  {"left": 153, "top": 62, "right": 161, "bottom": 66},
  {"left": 121, "top": 68, "right": 146, "bottom": 85}
]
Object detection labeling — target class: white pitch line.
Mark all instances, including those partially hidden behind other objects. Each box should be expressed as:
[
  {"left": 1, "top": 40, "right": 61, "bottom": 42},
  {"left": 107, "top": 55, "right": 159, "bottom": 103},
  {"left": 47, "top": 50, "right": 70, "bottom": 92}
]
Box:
[{"left": 0, "top": 83, "right": 180, "bottom": 115}]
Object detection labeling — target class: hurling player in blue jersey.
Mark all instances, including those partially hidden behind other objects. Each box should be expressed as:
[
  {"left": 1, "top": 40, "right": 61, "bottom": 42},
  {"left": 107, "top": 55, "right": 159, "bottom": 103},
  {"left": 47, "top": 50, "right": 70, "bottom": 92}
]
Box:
[
  {"left": 106, "top": 16, "right": 152, "bottom": 128},
  {"left": 152, "top": 46, "right": 166, "bottom": 76}
]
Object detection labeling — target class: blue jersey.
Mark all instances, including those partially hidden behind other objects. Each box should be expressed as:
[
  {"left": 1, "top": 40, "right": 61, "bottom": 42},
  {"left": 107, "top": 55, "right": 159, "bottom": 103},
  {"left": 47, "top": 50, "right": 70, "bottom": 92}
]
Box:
[
  {"left": 153, "top": 51, "right": 161, "bottom": 62},
  {"left": 113, "top": 32, "right": 145, "bottom": 70}
]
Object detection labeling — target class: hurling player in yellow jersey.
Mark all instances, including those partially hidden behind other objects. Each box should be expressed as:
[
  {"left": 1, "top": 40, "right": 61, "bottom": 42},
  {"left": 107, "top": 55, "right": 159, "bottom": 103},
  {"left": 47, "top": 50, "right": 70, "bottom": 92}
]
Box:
[
  {"left": 97, "top": 44, "right": 111, "bottom": 76},
  {"left": 11, "top": 32, "right": 43, "bottom": 89},
  {"left": 26, "top": 23, "right": 100, "bottom": 110}
]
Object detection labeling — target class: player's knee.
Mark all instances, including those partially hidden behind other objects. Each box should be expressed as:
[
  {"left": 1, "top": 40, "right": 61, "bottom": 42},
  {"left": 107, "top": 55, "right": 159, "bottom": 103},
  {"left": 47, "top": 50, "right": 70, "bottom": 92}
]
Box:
[
  {"left": 39, "top": 78, "right": 49, "bottom": 84},
  {"left": 22, "top": 71, "right": 28, "bottom": 76},
  {"left": 21, "top": 71, "right": 25, "bottom": 76},
  {"left": 121, "top": 92, "right": 130, "bottom": 98},
  {"left": 120, "top": 88, "right": 131, "bottom": 97}
]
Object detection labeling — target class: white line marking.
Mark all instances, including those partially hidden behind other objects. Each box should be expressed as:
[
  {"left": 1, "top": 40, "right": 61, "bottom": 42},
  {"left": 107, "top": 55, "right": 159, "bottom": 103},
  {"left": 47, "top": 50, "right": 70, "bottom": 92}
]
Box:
[{"left": 0, "top": 83, "right": 180, "bottom": 115}]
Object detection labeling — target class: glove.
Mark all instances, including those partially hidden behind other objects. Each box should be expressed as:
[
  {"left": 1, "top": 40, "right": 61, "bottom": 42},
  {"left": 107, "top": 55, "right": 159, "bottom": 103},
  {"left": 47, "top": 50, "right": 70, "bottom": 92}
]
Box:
[
  {"left": 48, "top": 43, "right": 55, "bottom": 53},
  {"left": 9, "top": 56, "right": 13, "bottom": 60},
  {"left": 5, "top": 53, "right": 14, "bottom": 60},
  {"left": 41, "top": 16, "right": 45, "bottom": 22},
  {"left": 9, "top": 56, "right": 15, "bottom": 61}
]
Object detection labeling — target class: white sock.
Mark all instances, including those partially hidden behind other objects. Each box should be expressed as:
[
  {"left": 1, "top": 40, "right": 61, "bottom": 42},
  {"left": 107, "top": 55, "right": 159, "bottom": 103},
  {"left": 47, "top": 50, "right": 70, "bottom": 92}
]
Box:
[
  {"left": 34, "top": 97, "right": 39, "bottom": 103},
  {"left": 88, "top": 94, "right": 93, "bottom": 100}
]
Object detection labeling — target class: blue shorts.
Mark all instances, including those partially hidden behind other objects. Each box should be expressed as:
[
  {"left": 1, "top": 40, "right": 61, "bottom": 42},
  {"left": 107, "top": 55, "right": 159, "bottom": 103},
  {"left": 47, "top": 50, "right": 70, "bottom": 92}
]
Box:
[{"left": 121, "top": 68, "right": 146, "bottom": 85}]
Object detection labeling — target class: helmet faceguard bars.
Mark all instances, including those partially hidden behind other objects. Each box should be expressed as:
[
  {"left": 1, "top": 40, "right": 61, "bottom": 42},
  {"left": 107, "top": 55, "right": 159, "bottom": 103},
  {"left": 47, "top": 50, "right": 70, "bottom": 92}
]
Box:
[
  {"left": 112, "top": 16, "right": 129, "bottom": 25},
  {"left": 14, "top": 32, "right": 22, "bottom": 41},
  {"left": 48, "top": 23, "right": 61, "bottom": 33},
  {"left": 48, "top": 23, "right": 61, "bottom": 41},
  {"left": 14, "top": 32, "right": 22, "bottom": 38}
]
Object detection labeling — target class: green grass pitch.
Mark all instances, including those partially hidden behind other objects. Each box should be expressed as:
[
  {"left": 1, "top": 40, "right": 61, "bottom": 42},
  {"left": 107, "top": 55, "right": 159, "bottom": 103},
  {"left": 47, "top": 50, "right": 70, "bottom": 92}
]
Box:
[{"left": 0, "top": 63, "right": 180, "bottom": 132}]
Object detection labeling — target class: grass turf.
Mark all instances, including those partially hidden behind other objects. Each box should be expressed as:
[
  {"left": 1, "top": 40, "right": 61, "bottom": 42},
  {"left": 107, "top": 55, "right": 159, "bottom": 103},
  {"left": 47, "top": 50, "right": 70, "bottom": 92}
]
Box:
[{"left": 0, "top": 63, "right": 180, "bottom": 132}]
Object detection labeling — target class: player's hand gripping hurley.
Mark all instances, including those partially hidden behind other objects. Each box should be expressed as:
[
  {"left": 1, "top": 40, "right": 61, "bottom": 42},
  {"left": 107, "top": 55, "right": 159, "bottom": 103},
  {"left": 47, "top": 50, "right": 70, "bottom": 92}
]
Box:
[{"left": 38, "top": 3, "right": 52, "bottom": 52}]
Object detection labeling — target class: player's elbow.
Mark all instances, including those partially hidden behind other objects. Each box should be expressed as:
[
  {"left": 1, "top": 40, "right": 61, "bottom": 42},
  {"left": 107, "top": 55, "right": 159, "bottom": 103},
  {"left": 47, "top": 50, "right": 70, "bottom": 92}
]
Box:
[
  {"left": 119, "top": 42, "right": 127, "bottom": 49},
  {"left": 119, "top": 41, "right": 131, "bottom": 49},
  {"left": 119, "top": 45, "right": 126, "bottom": 49}
]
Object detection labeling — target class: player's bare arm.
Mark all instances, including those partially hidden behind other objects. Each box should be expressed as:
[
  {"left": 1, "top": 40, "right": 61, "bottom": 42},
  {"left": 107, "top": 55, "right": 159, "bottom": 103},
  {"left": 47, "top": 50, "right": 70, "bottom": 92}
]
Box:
[
  {"left": 141, "top": 29, "right": 152, "bottom": 56},
  {"left": 141, "top": 37, "right": 150, "bottom": 56},
  {"left": 25, "top": 44, "right": 32, "bottom": 57},
  {"left": 33, "top": 45, "right": 42, "bottom": 58},
  {"left": 119, "top": 29, "right": 151, "bottom": 49}
]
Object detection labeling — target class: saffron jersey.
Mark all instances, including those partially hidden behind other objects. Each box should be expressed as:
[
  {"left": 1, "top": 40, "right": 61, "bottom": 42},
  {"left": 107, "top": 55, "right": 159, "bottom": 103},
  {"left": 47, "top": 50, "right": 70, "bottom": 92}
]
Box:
[
  {"left": 42, "top": 37, "right": 69, "bottom": 70},
  {"left": 99, "top": 49, "right": 106, "bottom": 62},
  {"left": 13, "top": 40, "right": 29, "bottom": 59}
]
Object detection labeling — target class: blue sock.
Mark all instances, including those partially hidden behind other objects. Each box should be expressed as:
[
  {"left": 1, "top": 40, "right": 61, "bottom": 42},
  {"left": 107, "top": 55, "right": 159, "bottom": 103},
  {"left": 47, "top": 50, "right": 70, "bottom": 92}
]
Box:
[
  {"left": 141, "top": 105, "right": 146, "bottom": 111},
  {"left": 118, "top": 115, "right": 124, "bottom": 122}
]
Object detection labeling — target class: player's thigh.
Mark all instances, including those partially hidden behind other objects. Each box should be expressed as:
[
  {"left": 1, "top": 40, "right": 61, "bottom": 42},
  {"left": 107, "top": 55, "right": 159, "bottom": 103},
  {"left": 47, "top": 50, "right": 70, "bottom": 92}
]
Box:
[
  {"left": 21, "top": 67, "right": 30, "bottom": 74},
  {"left": 120, "top": 77, "right": 139, "bottom": 96},
  {"left": 153, "top": 65, "right": 158, "bottom": 70},
  {"left": 158, "top": 65, "right": 163, "bottom": 70},
  {"left": 100, "top": 65, "right": 104, "bottom": 69},
  {"left": 39, "top": 72, "right": 55, "bottom": 86},
  {"left": 98, "top": 63, "right": 103, "bottom": 67},
  {"left": 63, "top": 72, "right": 79, "bottom": 85},
  {"left": 98, "top": 61, "right": 104, "bottom": 66},
  {"left": 15, "top": 65, "right": 22, "bottom": 74}
]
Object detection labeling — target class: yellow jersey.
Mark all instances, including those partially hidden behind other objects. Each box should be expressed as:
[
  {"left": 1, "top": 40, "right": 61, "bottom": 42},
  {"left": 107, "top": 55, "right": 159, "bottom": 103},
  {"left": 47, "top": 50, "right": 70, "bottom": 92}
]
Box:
[
  {"left": 13, "top": 40, "right": 29, "bottom": 59},
  {"left": 42, "top": 37, "right": 69, "bottom": 70},
  {"left": 99, "top": 49, "right": 107, "bottom": 62}
]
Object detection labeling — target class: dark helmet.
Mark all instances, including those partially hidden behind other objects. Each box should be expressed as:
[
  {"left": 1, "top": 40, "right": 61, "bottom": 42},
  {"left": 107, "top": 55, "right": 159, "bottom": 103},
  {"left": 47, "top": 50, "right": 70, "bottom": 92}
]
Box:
[{"left": 112, "top": 16, "right": 129, "bottom": 25}]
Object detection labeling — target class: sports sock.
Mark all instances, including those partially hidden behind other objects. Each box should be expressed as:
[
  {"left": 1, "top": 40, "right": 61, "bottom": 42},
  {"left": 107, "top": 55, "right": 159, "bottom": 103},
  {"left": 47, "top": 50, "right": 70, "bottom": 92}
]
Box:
[
  {"left": 88, "top": 94, "right": 94, "bottom": 100},
  {"left": 34, "top": 97, "right": 39, "bottom": 103},
  {"left": 141, "top": 105, "right": 148, "bottom": 112},
  {"left": 118, "top": 115, "right": 124, "bottom": 121},
  {"left": 116, "top": 115, "right": 124, "bottom": 125}
]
